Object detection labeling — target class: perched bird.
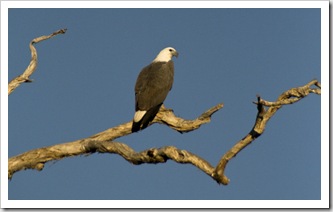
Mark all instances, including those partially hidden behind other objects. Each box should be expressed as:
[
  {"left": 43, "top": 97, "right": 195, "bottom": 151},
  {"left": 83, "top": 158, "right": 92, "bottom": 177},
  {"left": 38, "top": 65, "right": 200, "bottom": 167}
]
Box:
[{"left": 132, "top": 47, "right": 178, "bottom": 132}]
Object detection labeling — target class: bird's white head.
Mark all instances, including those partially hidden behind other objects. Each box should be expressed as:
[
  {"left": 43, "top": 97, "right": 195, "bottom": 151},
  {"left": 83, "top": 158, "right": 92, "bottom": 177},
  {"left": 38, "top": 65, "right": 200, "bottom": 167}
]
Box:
[{"left": 153, "top": 47, "right": 179, "bottom": 62}]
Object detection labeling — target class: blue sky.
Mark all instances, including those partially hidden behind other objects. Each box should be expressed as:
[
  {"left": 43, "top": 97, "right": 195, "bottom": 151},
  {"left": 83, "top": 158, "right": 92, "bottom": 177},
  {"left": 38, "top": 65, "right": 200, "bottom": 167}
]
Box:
[{"left": 3, "top": 1, "right": 327, "bottom": 207}]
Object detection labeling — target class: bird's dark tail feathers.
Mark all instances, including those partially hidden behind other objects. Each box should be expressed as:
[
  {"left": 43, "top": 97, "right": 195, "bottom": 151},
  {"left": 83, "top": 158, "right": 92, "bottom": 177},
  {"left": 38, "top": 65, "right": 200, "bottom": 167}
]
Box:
[
  {"left": 131, "top": 120, "right": 142, "bottom": 133},
  {"left": 131, "top": 104, "right": 162, "bottom": 133}
]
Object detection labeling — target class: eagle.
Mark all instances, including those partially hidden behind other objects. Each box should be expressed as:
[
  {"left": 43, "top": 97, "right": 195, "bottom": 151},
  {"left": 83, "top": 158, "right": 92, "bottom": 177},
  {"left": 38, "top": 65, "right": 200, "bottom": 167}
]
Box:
[{"left": 132, "top": 47, "right": 179, "bottom": 132}]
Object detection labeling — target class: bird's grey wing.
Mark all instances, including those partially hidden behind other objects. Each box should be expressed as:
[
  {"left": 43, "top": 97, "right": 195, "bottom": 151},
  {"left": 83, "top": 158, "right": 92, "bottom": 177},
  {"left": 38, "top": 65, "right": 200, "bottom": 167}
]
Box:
[{"left": 135, "top": 62, "right": 174, "bottom": 111}]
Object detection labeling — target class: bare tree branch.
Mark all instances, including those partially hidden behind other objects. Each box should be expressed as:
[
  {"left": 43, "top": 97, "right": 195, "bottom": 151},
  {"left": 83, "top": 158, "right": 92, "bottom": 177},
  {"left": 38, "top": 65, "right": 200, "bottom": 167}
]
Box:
[
  {"left": 154, "top": 104, "right": 224, "bottom": 133},
  {"left": 257, "top": 79, "right": 321, "bottom": 107},
  {"left": 8, "top": 30, "right": 320, "bottom": 185},
  {"left": 8, "top": 103, "right": 222, "bottom": 180},
  {"left": 212, "top": 79, "right": 321, "bottom": 185},
  {"left": 8, "top": 28, "right": 67, "bottom": 95}
]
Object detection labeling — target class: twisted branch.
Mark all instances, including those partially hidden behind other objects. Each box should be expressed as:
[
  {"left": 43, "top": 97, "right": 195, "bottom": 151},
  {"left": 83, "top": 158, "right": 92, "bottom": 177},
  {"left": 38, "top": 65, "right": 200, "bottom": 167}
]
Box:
[
  {"left": 8, "top": 103, "right": 223, "bottom": 180},
  {"left": 8, "top": 28, "right": 67, "bottom": 95}
]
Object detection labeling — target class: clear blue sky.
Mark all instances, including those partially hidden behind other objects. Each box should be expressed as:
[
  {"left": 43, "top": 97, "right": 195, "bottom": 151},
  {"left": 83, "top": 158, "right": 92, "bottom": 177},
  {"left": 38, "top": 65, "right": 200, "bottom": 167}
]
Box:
[{"left": 6, "top": 4, "right": 323, "bottom": 204}]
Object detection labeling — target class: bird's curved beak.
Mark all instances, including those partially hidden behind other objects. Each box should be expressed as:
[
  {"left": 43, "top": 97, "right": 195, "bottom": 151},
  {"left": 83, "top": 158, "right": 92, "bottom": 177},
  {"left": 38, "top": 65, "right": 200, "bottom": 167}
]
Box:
[{"left": 173, "top": 51, "right": 179, "bottom": 58}]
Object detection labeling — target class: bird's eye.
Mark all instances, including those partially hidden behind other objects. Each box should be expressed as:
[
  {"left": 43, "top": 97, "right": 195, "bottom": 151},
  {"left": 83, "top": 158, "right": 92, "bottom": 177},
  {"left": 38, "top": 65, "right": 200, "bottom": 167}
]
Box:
[{"left": 169, "top": 49, "right": 173, "bottom": 52}]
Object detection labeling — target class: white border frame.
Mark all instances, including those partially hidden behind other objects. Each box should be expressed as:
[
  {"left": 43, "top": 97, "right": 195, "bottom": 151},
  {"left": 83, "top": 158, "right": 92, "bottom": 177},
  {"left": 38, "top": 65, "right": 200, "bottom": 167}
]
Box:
[{"left": 1, "top": 0, "right": 329, "bottom": 209}]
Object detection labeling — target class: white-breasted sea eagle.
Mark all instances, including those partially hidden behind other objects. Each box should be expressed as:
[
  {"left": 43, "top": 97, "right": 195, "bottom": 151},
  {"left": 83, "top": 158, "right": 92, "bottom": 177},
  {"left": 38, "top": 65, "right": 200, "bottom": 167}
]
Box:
[{"left": 132, "top": 47, "right": 178, "bottom": 132}]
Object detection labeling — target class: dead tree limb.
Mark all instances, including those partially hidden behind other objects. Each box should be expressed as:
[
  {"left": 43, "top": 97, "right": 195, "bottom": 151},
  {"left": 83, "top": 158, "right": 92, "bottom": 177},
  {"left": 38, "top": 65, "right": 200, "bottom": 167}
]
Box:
[
  {"left": 8, "top": 103, "right": 222, "bottom": 180},
  {"left": 8, "top": 30, "right": 320, "bottom": 185},
  {"left": 8, "top": 28, "right": 67, "bottom": 95},
  {"left": 212, "top": 79, "right": 321, "bottom": 185}
]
